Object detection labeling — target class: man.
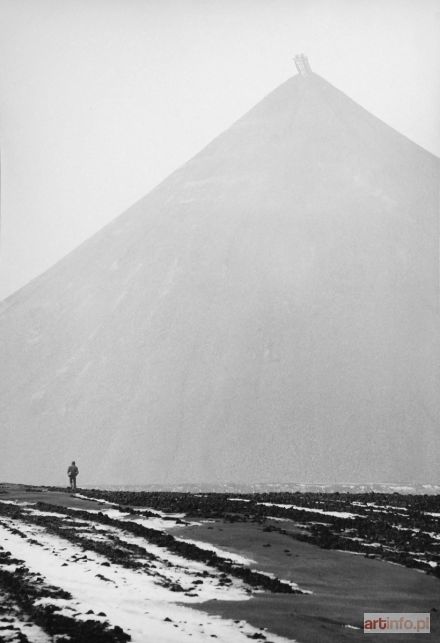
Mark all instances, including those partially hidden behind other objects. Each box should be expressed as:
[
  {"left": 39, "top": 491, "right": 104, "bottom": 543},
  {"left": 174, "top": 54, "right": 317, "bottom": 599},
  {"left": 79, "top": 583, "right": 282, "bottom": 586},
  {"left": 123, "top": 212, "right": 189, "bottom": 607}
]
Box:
[{"left": 67, "top": 461, "right": 79, "bottom": 491}]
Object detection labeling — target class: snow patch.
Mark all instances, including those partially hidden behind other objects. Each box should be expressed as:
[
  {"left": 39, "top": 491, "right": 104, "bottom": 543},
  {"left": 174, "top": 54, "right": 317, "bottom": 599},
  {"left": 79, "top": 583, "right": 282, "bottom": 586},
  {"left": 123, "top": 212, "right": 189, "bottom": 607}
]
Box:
[
  {"left": 258, "top": 502, "right": 361, "bottom": 518},
  {"left": 0, "top": 519, "right": 294, "bottom": 643}
]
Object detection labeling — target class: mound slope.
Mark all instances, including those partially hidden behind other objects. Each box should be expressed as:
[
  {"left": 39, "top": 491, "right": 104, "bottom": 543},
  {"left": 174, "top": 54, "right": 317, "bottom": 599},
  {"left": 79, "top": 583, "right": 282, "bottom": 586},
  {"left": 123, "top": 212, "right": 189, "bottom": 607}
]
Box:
[{"left": 1, "top": 70, "right": 439, "bottom": 485}]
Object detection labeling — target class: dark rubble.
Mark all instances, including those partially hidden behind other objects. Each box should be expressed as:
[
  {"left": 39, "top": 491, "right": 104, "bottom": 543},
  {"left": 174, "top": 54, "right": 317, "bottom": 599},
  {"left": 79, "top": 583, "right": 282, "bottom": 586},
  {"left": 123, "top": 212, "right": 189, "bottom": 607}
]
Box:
[
  {"left": 0, "top": 545, "right": 131, "bottom": 642},
  {"left": 74, "top": 489, "right": 440, "bottom": 577}
]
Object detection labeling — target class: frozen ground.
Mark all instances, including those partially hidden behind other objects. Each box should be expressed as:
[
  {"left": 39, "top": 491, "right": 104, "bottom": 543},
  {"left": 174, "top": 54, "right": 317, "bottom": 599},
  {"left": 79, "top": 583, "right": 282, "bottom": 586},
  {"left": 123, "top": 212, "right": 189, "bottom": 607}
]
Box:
[
  {"left": 0, "top": 494, "right": 299, "bottom": 642},
  {"left": 1, "top": 484, "right": 439, "bottom": 643}
]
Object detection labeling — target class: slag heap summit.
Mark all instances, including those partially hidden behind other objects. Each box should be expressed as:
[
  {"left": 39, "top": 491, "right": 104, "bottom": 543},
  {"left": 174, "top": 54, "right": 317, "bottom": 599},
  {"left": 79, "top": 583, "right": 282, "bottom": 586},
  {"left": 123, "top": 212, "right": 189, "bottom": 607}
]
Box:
[{"left": 1, "top": 58, "right": 439, "bottom": 486}]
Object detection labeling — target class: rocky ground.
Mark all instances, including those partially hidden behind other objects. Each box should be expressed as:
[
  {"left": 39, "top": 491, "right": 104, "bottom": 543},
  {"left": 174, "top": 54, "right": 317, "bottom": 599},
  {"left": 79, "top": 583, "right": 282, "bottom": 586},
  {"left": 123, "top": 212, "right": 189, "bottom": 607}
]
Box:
[
  {"left": 77, "top": 488, "right": 440, "bottom": 576},
  {"left": 0, "top": 484, "right": 438, "bottom": 642}
]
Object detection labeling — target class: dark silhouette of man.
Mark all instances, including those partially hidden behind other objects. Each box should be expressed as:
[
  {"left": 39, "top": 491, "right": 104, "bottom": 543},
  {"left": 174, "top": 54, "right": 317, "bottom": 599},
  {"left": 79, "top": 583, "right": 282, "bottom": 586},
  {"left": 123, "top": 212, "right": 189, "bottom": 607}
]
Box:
[{"left": 67, "top": 461, "right": 79, "bottom": 490}]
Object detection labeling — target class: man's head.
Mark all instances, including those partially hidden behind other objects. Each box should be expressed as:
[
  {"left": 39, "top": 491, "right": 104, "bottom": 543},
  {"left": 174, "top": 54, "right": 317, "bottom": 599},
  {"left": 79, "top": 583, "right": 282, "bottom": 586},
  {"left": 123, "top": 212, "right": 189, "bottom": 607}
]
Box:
[{"left": 72, "top": 461, "right": 75, "bottom": 465}]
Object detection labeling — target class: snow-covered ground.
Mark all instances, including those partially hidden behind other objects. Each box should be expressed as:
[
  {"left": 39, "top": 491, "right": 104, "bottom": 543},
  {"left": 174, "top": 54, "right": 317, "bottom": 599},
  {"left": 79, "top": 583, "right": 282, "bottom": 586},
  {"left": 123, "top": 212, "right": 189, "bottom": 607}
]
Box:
[
  {"left": 257, "top": 502, "right": 361, "bottom": 519},
  {"left": 174, "top": 536, "right": 256, "bottom": 566},
  {"left": 0, "top": 500, "right": 297, "bottom": 642},
  {"left": 0, "top": 587, "right": 51, "bottom": 643},
  {"left": 72, "top": 493, "right": 190, "bottom": 529}
]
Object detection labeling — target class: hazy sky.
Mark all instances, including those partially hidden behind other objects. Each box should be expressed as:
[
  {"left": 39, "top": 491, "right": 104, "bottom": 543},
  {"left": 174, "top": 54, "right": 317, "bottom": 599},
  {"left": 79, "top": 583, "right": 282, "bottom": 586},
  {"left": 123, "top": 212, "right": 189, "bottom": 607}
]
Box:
[{"left": 0, "top": 0, "right": 439, "bottom": 300}]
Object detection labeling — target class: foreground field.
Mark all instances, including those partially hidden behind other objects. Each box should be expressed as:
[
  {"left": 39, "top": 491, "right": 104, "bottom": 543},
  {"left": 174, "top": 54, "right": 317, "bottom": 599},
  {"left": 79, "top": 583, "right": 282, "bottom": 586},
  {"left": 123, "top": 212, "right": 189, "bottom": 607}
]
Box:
[{"left": 0, "top": 485, "right": 438, "bottom": 642}]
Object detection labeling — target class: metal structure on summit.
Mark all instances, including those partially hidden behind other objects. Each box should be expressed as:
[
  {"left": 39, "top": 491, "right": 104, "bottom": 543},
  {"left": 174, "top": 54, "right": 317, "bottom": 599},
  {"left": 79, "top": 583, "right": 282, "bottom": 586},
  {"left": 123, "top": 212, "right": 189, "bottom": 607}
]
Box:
[{"left": 294, "top": 53, "right": 312, "bottom": 76}]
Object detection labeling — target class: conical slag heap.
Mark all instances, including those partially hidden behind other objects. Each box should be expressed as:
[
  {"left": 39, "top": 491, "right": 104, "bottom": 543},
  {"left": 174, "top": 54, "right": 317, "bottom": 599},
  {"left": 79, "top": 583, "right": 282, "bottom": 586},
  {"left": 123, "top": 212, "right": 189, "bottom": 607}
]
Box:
[{"left": 1, "top": 64, "right": 439, "bottom": 486}]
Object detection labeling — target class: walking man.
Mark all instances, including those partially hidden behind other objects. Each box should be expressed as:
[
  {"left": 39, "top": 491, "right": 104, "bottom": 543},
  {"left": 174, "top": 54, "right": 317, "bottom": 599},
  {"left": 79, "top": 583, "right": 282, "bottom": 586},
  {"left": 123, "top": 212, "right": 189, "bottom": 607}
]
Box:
[{"left": 67, "top": 461, "right": 79, "bottom": 491}]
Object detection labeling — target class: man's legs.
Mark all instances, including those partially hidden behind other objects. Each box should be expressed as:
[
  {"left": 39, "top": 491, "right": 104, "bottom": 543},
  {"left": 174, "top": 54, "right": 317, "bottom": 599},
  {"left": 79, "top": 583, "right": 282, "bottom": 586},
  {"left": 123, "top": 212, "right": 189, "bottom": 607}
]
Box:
[{"left": 72, "top": 477, "right": 77, "bottom": 490}]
